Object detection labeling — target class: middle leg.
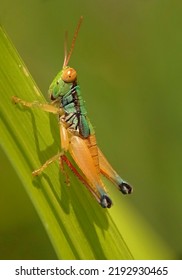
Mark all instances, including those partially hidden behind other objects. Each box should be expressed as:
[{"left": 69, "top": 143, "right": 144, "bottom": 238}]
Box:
[{"left": 32, "top": 152, "right": 63, "bottom": 176}]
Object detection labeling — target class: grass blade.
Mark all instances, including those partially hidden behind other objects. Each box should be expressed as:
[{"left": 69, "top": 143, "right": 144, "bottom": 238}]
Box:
[{"left": 0, "top": 26, "right": 133, "bottom": 259}]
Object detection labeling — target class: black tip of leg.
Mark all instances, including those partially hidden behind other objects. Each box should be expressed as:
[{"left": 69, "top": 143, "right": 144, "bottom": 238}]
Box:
[
  {"left": 119, "top": 182, "right": 133, "bottom": 194},
  {"left": 100, "top": 195, "right": 112, "bottom": 208}
]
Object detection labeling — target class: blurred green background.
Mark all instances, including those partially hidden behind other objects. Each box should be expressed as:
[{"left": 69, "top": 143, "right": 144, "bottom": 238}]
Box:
[{"left": 0, "top": 0, "right": 182, "bottom": 259}]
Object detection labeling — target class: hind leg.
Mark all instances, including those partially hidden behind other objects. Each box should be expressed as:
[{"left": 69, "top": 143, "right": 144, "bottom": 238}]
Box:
[
  {"left": 69, "top": 135, "right": 112, "bottom": 208},
  {"left": 98, "top": 148, "right": 133, "bottom": 194}
]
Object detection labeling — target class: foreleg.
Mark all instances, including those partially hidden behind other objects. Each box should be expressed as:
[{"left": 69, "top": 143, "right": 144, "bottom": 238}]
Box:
[{"left": 12, "top": 96, "right": 64, "bottom": 115}]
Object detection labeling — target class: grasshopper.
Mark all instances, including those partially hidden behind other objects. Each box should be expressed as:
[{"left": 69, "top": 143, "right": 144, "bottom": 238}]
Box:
[{"left": 12, "top": 17, "right": 132, "bottom": 208}]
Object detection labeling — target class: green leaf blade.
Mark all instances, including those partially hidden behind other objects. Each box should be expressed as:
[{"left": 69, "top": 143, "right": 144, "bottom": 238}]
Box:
[{"left": 0, "top": 26, "right": 133, "bottom": 260}]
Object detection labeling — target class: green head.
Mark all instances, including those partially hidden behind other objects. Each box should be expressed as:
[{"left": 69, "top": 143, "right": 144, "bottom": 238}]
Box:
[
  {"left": 49, "top": 66, "right": 77, "bottom": 100},
  {"left": 48, "top": 17, "right": 83, "bottom": 100}
]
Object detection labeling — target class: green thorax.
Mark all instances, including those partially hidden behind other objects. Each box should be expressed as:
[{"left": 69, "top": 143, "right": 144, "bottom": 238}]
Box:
[{"left": 48, "top": 68, "right": 94, "bottom": 138}]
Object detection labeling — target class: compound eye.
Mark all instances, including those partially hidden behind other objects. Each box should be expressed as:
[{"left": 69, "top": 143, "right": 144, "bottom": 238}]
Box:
[{"left": 61, "top": 67, "right": 77, "bottom": 83}]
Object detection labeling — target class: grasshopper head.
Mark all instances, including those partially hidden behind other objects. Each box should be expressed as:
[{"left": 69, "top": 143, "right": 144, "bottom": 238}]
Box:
[
  {"left": 48, "top": 66, "right": 77, "bottom": 100},
  {"left": 61, "top": 67, "right": 77, "bottom": 83}
]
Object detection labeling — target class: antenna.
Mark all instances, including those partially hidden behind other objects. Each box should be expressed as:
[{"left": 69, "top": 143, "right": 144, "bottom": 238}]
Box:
[
  {"left": 63, "top": 16, "right": 83, "bottom": 68},
  {"left": 63, "top": 31, "right": 68, "bottom": 68}
]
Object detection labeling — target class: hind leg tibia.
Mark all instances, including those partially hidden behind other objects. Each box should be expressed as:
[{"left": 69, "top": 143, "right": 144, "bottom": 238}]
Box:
[{"left": 98, "top": 148, "right": 133, "bottom": 194}]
